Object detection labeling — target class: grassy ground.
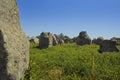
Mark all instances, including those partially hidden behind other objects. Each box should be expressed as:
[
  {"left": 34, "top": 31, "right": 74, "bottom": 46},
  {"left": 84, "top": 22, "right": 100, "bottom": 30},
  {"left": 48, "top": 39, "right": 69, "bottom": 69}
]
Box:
[{"left": 23, "top": 43, "right": 120, "bottom": 80}]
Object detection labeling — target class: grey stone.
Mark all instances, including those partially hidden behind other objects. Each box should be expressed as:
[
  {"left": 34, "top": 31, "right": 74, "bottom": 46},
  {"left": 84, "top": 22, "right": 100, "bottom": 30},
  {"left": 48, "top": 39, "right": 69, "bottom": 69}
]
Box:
[
  {"left": 92, "top": 38, "right": 97, "bottom": 44},
  {"left": 72, "top": 37, "right": 77, "bottom": 43},
  {"left": 57, "top": 33, "right": 64, "bottom": 40},
  {"left": 76, "top": 31, "right": 91, "bottom": 45},
  {"left": 111, "top": 37, "right": 120, "bottom": 45},
  {"left": 54, "top": 33, "right": 71, "bottom": 44},
  {"left": 0, "top": 0, "right": 29, "bottom": 80},
  {"left": 58, "top": 38, "right": 64, "bottom": 44},
  {"left": 64, "top": 36, "right": 71, "bottom": 43},
  {"left": 54, "top": 34, "right": 64, "bottom": 44},
  {"left": 29, "top": 37, "right": 39, "bottom": 44},
  {"left": 99, "top": 40, "right": 119, "bottom": 53},
  {"left": 92, "top": 37, "right": 104, "bottom": 45},
  {"left": 39, "top": 32, "right": 58, "bottom": 49}
]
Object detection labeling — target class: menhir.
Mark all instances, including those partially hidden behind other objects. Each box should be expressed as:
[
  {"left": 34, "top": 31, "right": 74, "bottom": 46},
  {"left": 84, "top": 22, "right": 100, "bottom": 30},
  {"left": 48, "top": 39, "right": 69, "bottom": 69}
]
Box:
[
  {"left": 39, "top": 32, "right": 58, "bottom": 49},
  {"left": 76, "top": 31, "right": 91, "bottom": 45},
  {"left": 0, "top": 0, "right": 29, "bottom": 80},
  {"left": 99, "top": 40, "right": 119, "bottom": 53}
]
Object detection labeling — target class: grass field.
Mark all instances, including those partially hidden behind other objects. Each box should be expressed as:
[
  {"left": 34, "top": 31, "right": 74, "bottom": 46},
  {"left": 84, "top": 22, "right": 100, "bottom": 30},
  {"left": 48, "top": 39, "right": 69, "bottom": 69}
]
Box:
[{"left": 23, "top": 43, "right": 120, "bottom": 80}]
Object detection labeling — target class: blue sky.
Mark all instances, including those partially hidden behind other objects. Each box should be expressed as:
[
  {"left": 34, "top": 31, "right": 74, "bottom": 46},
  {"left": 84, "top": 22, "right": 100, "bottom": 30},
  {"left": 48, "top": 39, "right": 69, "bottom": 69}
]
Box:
[{"left": 17, "top": 0, "right": 120, "bottom": 39}]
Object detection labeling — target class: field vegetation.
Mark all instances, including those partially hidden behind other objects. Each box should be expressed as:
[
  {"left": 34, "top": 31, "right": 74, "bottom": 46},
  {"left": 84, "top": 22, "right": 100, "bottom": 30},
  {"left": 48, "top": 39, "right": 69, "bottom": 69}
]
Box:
[{"left": 23, "top": 43, "right": 120, "bottom": 80}]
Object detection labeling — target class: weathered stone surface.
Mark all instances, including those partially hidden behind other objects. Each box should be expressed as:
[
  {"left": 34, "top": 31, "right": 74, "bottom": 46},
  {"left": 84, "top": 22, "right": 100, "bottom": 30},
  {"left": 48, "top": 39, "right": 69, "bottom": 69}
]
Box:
[
  {"left": 92, "top": 38, "right": 97, "bottom": 44},
  {"left": 39, "top": 32, "right": 58, "bottom": 49},
  {"left": 64, "top": 36, "right": 71, "bottom": 43},
  {"left": 55, "top": 33, "right": 72, "bottom": 44},
  {"left": 99, "top": 40, "right": 119, "bottom": 53},
  {"left": 54, "top": 34, "right": 64, "bottom": 44},
  {"left": 72, "top": 37, "right": 77, "bottom": 43},
  {"left": 29, "top": 37, "right": 39, "bottom": 44},
  {"left": 76, "top": 31, "right": 91, "bottom": 45},
  {"left": 0, "top": 0, "right": 29, "bottom": 80},
  {"left": 92, "top": 37, "right": 104, "bottom": 45},
  {"left": 57, "top": 38, "right": 64, "bottom": 44},
  {"left": 57, "top": 33, "right": 64, "bottom": 40},
  {"left": 111, "top": 37, "right": 120, "bottom": 45}
]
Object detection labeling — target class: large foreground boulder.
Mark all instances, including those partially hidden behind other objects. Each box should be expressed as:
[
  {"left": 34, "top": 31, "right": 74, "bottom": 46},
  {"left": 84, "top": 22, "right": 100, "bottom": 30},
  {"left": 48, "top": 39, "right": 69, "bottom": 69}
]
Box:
[
  {"left": 0, "top": 0, "right": 29, "bottom": 80},
  {"left": 99, "top": 40, "right": 119, "bottom": 53},
  {"left": 39, "top": 32, "right": 58, "bottom": 49},
  {"left": 76, "top": 31, "right": 91, "bottom": 45}
]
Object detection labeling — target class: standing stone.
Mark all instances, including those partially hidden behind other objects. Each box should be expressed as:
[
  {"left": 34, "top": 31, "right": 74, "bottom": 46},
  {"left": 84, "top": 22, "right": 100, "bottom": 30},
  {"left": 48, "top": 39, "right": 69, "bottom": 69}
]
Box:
[
  {"left": 39, "top": 32, "right": 58, "bottom": 49},
  {"left": 29, "top": 37, "right": 39, "bottom": 44},
  {"left": 76, "top": 31, "right": 91, "bottom": 45},
  {"left": 57, "top": 38, "right": 64, "bottom": 44},
  {"left": 92, "top": 38, "right": 97, "bottom": 44},
  {"left": 99, "top": 40, "right": 119, "bottom": 53},
  {"left": 92, "top": 37, "right": 104, "bottom": 45},
  {"left": 57, "top": 33, "right": 64, "bottom": 40},
  {"left": 0, "top": 0, "right": 29, "bottom": 80},
  {"left": 64, "top": 36, "right": 71, "bottom": 43},
  {"left": 54, "top": 34, "right": 64, "bottom": 44},
  {"left": 72, "top": 37, "right": 77, "bottom": 43}
]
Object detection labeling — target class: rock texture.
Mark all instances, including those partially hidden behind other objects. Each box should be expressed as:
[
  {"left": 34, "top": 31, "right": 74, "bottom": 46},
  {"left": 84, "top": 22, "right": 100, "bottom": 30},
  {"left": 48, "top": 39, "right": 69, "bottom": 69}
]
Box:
[
  {"left": 0, "top": 0, "right": 29, "bottom": 80},
  {"left": 99, "top": 40, "right": 119, "bottom": 53},
  {"left": 29, "top": 37, "right": 39, "bottom": 44},
  {"left": 64, "top": 36, "right": 71, "bottom": 43},
  {"left": 92, "top": 37, "right": 104, "bottom": 45},
  {"left": 39, "top": 32, "right": 58, "bottom": 49},
  {"left": 57, "top": 38, "right": 64, "bottom": 44},
  {"left": 76, "top": 31, "right": 91, "bottom": 45},
  {"left": 54, "top": 34, "right": 64, "bottom": 44},
  {"left": 55, "top": 33, "right": 71, "bottom": 44}
]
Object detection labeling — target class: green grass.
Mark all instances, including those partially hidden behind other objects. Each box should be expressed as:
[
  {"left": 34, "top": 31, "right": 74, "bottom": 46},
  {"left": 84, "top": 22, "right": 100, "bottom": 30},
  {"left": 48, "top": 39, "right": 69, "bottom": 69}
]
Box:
[{"left": 23, "top": 43, "right": 120, "bottom": 80}]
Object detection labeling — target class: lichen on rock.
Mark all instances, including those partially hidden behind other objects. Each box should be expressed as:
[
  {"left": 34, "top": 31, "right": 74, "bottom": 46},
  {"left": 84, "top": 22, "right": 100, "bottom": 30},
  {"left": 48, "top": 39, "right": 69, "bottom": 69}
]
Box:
[{"left": 0, "top": 0, "right": 29, "bottom": 80}]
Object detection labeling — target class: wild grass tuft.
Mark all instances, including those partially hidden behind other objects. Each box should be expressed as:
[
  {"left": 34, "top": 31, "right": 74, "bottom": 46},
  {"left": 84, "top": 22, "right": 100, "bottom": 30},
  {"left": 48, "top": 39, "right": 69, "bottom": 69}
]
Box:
[{"left": 23, "top": 43, "right": 120, "bottom": 80}]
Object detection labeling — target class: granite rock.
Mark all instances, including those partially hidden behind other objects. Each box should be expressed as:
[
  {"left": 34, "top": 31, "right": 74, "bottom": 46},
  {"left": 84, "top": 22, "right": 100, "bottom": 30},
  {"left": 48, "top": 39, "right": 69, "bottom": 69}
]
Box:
[{"left": 0, "top": 0, "right": 29, "bottom": 80}]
